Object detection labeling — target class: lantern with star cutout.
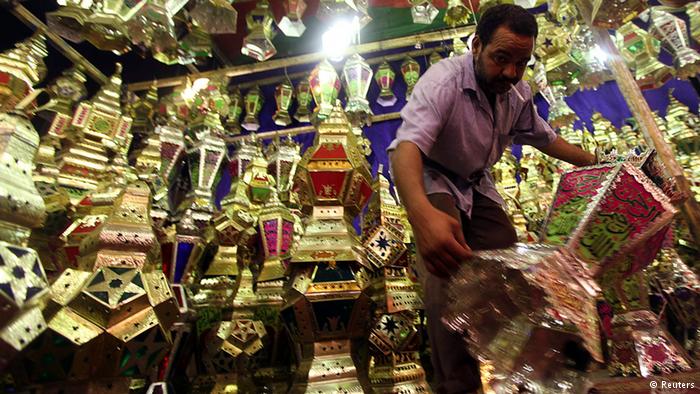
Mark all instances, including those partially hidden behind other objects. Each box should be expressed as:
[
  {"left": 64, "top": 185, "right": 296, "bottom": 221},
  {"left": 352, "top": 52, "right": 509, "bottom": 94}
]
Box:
[
  {"left": 14, "top": 182, "right": 179, "bottom": 386},
  {"left": 282, "top": 102, "right": 373, "bottom": 392}
]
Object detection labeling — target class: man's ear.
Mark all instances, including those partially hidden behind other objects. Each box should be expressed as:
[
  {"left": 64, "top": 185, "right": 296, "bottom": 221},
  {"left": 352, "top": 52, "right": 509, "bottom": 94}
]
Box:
[{"left": 471, "top": 35, "right": 481, "bottom": 56}]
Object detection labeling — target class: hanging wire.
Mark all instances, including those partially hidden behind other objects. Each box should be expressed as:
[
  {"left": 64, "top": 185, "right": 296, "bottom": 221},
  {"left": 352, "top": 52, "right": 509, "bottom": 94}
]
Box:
[{"left": 283, "top": 66, "right": 291, "bottom": 84}]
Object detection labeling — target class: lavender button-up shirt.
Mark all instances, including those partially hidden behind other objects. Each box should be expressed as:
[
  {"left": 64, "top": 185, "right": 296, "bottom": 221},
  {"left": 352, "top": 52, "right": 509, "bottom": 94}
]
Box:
[{"left": 387, "top": 53, "right": 557, "bottom": 217}]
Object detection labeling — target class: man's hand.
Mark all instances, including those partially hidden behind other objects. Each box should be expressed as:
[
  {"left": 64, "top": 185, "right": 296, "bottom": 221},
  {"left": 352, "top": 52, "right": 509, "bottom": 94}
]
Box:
[
  {"left": 410, "top": 204, "right": 472, "bottom": 278},
  {"left": 390, "top": 141, "right": 471, "bottom": 277}
]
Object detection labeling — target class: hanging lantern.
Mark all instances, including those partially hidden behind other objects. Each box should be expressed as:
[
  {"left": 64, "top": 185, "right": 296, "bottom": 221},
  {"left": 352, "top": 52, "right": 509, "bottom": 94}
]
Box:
[
  {"left": 309, "top": 59, "right": 341, "bottom": 121},
  {"left": 317, "top": 0, "right": 372, "bottom": 28},
  {"left": 180, "top": 26, "right": 213, "bottom": 61},
  {"left": 278, "top": 0, "right": 307, "bottom": 37},
  {"left": 257, "top": 190, "right": 295, "bottom": 281},
  {"left": 688, "top": 2, "right": 700, "bottom": 45},
  {"left": 46, "top": 6, "right": 90, "bottom": 44},
  {"left": 266, "top": 137, "right": 302, "bottom": 202},
  {"left": 225, "top": 87, "right": 243, "bottom": 138},
  {"left": 190, "top": 0, "right": 238, "bottom": 34},
  {"left": 444, "top": 0, "right": 472, "bottom": 27},
  {"left": 648, "top": 8, "right": 700, "bottom": 80},
  {"left": 429, "top": 50, "right": 443, "bottom": 67},
  {"left": 615, "top": 22, "right": 674, "bottom": 90},
  {"left": 242, "top": 86, "right": 264, "bottom": 132},
  {"left": 342, "top": 53, "right": 374, "bottom": 127},
  {"left": 410, "top": 0, "right": 439, "bottom": 24},
  {"left": 242, "top": 0, "right": 277, "bottom": 62},
  {"left": 572, "top": 0, "right": 648, "bottom": 29},
  {"left": 245, "top": 155, "right": 276, "bottom": 205},
  {"left": 450, "top": 37, "right": 467, "bottom": 57},
  {"left": 546, "top": 86, "right": 578, "bottom": 129},
  {"left": 534, "top": 62, "right": 577, "bottom": 129},
  {"left": 272, "top": 80, "right": 295, "bottom": 127},
  {"left": 375, "top": 61, "right": 397, "bottom": 107},
  {"left": 535, "top": 15, "right": 580, "bottom": 94},
  {"left": 0, "top": 32, "right": 47, "bottom": 113},
  {"left": 401, "top": 56, "right": 421, "bottom": 99},
  {"left": 570, "top": 24, "right": 612, "bottom": 90},
  {"left": 81, "top": 5, "right": 136, "bottom": 55},
  {"left": 294, "top": 78, "right": 313, "bottom": 123}
]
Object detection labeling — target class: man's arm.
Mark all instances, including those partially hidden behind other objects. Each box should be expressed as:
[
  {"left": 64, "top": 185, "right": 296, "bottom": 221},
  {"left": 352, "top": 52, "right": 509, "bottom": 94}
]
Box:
[
  {"left": 537, "top": 135, "right": 596, "bottom": 167},
  {"left": 391, "top": 141, "right": 471, "bottom": 278}
]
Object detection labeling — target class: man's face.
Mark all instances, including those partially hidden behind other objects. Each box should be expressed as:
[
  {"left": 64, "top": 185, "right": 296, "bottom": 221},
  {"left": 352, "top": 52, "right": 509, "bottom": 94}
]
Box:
[{"left": 472, "top": 25, "right": 534, "bottom": 95}]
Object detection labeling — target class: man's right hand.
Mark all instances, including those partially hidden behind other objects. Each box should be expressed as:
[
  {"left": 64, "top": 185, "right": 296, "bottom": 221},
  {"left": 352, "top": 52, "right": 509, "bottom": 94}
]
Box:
[{"left": 410, "top": 204, "right": 472, "bottom": 278}]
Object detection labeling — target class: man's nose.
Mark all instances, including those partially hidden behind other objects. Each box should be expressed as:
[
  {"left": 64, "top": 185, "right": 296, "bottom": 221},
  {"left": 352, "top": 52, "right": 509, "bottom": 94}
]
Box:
[{"left": 502, "top": 63, "right": 517, "bottom": 79}]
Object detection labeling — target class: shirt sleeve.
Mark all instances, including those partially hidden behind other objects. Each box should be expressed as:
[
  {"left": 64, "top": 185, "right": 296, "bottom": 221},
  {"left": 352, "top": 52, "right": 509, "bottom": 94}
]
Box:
[
  {"left": 387, "top": 65, "right": 452, "bottom": 155},
  {"left": 511, "top": 83, "right": 558, "bottom": 148}
]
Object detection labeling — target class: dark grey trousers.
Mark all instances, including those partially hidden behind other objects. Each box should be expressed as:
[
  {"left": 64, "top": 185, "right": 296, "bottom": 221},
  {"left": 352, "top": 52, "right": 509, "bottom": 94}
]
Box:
[{"left": 416, "top": 191, "right": 518, "bottom": 394}]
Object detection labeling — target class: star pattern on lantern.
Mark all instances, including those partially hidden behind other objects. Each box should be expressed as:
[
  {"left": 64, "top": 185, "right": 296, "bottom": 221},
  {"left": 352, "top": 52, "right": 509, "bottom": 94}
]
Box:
[
  {"left": 381, "top": 315, "right": 399, "bottom": 335},
  {"left": 373, "top": 234, "right": 391, "bottom": 251},
  {"left": 85, "top": 267, "right": 146, "bottom": 307},
  {"left": 118, "top": 326, "right": 169, "bottom": 376},
  {"left": 0, "top": 244, "right": 47, "bottom": 307}
]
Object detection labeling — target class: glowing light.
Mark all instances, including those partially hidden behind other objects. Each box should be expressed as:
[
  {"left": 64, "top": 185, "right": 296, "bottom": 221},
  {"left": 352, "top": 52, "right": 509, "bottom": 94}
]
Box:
[{"left": 322, "top": 17, "right": 360, "bottom": 62}]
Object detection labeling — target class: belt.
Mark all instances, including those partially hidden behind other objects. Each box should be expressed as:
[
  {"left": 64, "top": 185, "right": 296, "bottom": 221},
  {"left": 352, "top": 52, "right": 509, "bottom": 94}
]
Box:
[{"left": 424, "top": 157, "right": 485, "bottom": 189}]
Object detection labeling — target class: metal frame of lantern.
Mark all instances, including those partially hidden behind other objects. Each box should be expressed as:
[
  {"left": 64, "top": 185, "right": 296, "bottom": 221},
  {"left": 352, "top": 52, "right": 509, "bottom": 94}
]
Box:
[
  {"left": 282, "top": 102, "right": 373, "bottom": 392},
  {"left": 278, "top": 0, "right": 307, "bottom": 37},
  {"left": 648, "top": 8, "right": 700, "bottom": 80},
  {"left": 0, "top": 32, "right": 47, "bottom": 113},
  {"left": 540, "top": 160, "right": 692, "bottom": 378},
  {"left": 13, "top": 183, "right": 179, "bottom": 387},
  {"left": 400, "top": 56, "right": 421, "bottom": 100},
  {"left": 242, "top": 0, "right": 277, "bottom": 62},
  {"left": 58, "top": 64, "right": 133, "bottom": 201},
  {"left": 190, "top": 0, "right": 238, "bottom": 34},
  {"left": 242, "top": 86, "right": 264, "bottom": 132},
  {"left": 309, "top": 60, "right": 341, "bottom": 122},
  {"left": 294, "top": 78, "right": 313, "bottom": 123},
  {"left": 615, "top": 21, "right": 674, "bottom": 91},
  {"left": 272, "top": 80, "right": 295, "bottom": 127},
  {"left": 375, "top": 61, "right": 397, "bottom": 107},
  {"left": 342, "top": 53, "right": 374, "bottom": 127},
  {"left": 224, "top": 87, "right": 243, "bottom": 139}
]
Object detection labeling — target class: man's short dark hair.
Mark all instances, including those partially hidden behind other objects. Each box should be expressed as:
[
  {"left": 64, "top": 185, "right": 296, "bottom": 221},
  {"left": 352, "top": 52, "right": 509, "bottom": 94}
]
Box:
[{"left": 476, "top": 4, "right": 538, "bottom": 47}]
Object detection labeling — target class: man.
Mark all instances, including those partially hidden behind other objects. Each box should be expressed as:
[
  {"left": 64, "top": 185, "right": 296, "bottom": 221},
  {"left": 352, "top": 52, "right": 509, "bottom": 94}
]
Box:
[{"left": 388, "top": 4, "right": 596, "bottom": 393}]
